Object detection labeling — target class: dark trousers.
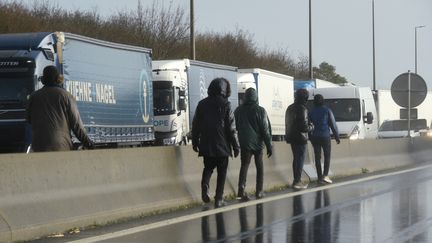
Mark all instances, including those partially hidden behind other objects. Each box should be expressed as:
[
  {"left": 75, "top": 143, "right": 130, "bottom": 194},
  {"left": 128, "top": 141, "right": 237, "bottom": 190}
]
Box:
[
  {"left": 201, "top": 156, "right": 229, "bottom": 200},
  {"left": 311, "top": 137, "right": 331, "bottom": 179},
  {"left": 238, "top": 149, "right": 264, "bottom": 195},
  {"left": 291, "top": 143, "right": 307, "bottom": 184}
]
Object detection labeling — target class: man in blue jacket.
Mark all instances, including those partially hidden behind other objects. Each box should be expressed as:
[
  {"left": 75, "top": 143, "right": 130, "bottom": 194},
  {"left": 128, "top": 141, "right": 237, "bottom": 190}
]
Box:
[{"left": 309, "top": 94, "right": 340, "bottom": 184}]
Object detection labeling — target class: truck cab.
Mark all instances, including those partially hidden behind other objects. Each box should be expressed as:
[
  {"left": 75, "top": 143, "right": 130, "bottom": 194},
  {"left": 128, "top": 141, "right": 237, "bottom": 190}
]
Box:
[
  {"left": 0, "top": 32, "right": 58, "bottom": 152},
  {"left": 152, "top": 60, "right": 188, "bottom": 145},
  {"left": 152, "top": 59, "right": 238, "bottom": 146}
]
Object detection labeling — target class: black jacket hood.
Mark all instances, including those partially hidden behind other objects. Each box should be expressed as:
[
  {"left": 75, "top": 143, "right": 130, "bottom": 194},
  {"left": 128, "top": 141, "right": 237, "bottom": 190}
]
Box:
[
  {"left": 244, "top": 88, "right": 258, "bottom": 105},
  {"left": 207, "top": 78, "right": 231, "bottom": 98}
]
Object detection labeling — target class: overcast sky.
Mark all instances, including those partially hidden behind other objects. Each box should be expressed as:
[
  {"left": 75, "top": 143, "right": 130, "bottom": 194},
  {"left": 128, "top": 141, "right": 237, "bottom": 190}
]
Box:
[{"left": 21, "top": 0, "right": 432, "bottom": 90}]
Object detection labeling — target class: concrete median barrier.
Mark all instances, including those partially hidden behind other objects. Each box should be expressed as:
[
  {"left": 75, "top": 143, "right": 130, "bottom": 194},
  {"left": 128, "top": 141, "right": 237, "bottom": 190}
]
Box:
[
  {"left": 0, "top": 137, "right": 431, "bottom": 242},
  {"left": 0, "top": 147, "right": 192, "bottom": 242}
]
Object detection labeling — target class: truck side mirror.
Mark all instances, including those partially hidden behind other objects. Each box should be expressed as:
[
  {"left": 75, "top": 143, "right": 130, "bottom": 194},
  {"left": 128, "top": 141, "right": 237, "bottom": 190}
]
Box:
[
  {"left": 179, "top": 90, "right": 186, "bottom": 111},
  {"left": 364, "top": 112, "right": 373, "bottom": 124}
]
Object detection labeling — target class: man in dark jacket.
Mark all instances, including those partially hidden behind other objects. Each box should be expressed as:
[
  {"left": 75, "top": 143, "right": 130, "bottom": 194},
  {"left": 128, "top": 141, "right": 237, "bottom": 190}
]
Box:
[
  {"left": 27, "top": 65, "right": 93, "bottom": 152},
  {"left": 234, "top": 88, "right": 272, "bottom": 201},
  {"left": 285, "top": 88, "right": 314, "bottom": 190},
  {"left": 192, "top": 78, "right": 240, "bottom": 208},
  {"left": 309, "top": 94, "right": 340, "bottom": 184}
]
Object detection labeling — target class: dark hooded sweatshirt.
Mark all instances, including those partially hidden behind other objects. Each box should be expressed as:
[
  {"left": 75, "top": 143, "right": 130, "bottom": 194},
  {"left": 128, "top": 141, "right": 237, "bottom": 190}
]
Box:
[
  {"left": 285, "top": 92, "right": 314, "bottom": 145},
  {"left": 234, "top": 88, "right": 272, "bottom": 151},
  {"left": 192, "top": 79, "right": 240, "bottom": 157}
]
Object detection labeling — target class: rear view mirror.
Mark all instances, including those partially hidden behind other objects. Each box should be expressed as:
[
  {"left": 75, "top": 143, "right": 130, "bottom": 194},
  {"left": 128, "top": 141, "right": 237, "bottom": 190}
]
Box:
[
  {"left": 364, "top": 112, "right": 373, "bottom": 124},
  {"left": 179, "top": 90, "right": 186, "bottom": 111}
]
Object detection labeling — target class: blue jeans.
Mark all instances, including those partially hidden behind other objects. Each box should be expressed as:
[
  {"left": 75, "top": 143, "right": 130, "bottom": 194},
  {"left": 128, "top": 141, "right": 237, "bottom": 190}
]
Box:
[
  {"left": 290, "top": 144, "right": 307, "bottom": 183},
  {"left": 311, "top": 136, "right": 331, "bottom": 179}
]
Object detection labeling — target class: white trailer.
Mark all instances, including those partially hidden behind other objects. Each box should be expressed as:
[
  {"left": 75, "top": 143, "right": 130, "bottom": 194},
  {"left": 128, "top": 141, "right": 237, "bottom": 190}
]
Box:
[
  {"left": 152, "top": 59, "right": 238, "bottom": 145},
  {"left": 376, "top": 90, "right": 432, "bottom": 127},
  {"left": 237, "top": 68, "right": 294, "bottom": 140}
]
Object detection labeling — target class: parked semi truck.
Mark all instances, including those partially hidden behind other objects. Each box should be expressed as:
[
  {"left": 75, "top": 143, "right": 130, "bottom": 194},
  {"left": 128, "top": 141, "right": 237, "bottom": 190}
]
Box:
[
  {"left": 237, "top": 68, "right": 294, "bottom": 140},
  {"left": 0, "top": 32, "right": 154, "bottom": 153},
  {"left": 152, "top": 59, "right": 238, "bottom": 145},
  {"left": 308, "top": 86, "right": 378, "bottom": 139}
]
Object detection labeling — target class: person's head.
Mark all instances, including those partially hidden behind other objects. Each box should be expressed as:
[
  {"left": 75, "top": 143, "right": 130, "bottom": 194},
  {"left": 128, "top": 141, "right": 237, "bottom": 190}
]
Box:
[
  {"left": 41, "top": 65, "right": 62, "bottom": 86},
  {"left": 207, "top": 77, "right": 231, "bottom": 98},
  {"left": 294, "top": 88, "right": 309, "bottom": 105},
  {"left": 244, "top": 87, "right": 258, "bottom": 104},
  {"left": 313, "top": 94, "right": 324, "bottom": 106}
]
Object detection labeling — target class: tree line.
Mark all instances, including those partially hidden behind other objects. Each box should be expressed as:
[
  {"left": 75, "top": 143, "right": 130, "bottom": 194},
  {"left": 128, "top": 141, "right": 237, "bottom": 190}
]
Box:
[{"left": 0, "top": 0, "right": 347, "bottom": 84}]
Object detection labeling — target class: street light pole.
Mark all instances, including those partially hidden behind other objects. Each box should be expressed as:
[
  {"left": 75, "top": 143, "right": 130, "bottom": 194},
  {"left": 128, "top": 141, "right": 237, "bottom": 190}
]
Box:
[
  {"left": 372, "top": 0, "right": 376, "bottom": 91},
  {"left": 414, "top": 25, "right": 425, "bottom": 74},
  {"left": 190, "top": 0, "right": 196, "bottom": 60},
  {"left": 309, "top": 0, "right": 313, "bottom": 80}
]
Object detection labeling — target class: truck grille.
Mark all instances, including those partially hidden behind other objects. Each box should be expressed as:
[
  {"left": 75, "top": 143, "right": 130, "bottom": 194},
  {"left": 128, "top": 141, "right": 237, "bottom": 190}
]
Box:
[{"left": 0, "top": 109, "right": 26, "bottom": 120}]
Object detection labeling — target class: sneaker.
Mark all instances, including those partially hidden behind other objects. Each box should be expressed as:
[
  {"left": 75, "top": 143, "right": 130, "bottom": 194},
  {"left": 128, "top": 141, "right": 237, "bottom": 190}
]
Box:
[
  {"left": 256, "top": 191, "right": 265, "bottom": 199},
  {"left": 237, "top": 191, "right": 250, "bottom": 202},
  {"left": 202, "top": 187, "right": 210, "bottom": 203},
  {"left": 293, "top": 182, "right": 308, "bottom": 190},
  {"left": 202, "top": 194, "right": 210, "bottom": 203},
  {"left": 237, "top": 194, "right": 250, "bottom": 202},
  {"left": 240, "top": 195, "right": 251, "bottom": 202},
  {"left": 215, "top": 199, "right": 226, "bottom": 208},
  {"left": 317, "top": 179, "right": 326, "bottom": 185},
  {"left": 323, "top": 176, "right": 333, "bottom": 184}
]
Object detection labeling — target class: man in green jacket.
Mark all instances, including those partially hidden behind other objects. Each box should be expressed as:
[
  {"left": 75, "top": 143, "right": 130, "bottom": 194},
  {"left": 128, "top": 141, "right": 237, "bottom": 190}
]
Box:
[{"left": 234, "top": 88, "right": 272, "bottom": 201}]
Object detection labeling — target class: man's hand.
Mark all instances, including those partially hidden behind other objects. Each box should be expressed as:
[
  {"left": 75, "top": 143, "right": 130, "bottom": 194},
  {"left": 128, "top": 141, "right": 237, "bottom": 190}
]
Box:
[
  {"left": 233, "top": 148, "right": 240, "bottom": 158},
  {"left": 267, "top": 148, "right": 272, "bottom": 158},
  {"left": 336, "top": 138, "right": 341, "bottom": 144},
  {"left": 193, "top": 145, "right": 199, "bottom": 153}
]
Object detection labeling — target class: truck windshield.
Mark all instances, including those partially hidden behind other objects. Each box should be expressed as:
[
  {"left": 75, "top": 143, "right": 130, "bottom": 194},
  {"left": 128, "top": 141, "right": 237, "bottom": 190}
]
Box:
[
  {"left": 0, "top": 57, "right": 36, "bottom": 105},
  {"left": 308, "top": 98, "right": 361, "bottom": 122},
  {"left": 0, "top": 76, "right": 34, "bottom": 104},
  {"left": 153, "top": 81, "right": 176, "bottom": 115}
]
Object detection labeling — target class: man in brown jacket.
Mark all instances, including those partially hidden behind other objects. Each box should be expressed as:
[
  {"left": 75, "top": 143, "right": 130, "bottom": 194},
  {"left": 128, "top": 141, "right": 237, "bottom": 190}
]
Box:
[{"left": 26, "top": 66, "right": 93, "bottom": 152}]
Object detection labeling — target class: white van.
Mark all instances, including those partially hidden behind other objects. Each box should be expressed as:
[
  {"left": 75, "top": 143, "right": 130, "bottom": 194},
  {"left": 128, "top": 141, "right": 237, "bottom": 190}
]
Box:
[{"left": 308, "top": 86, "right": 378, "bottom": 139}]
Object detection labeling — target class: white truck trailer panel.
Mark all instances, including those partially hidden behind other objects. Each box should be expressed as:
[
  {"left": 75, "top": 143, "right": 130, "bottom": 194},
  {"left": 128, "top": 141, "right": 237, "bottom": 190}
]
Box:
[
  {"left": 238, "top": 68, "right": 294, "bottom": 136},
  {"left": 377, "top": 90, "right": 432, "bottom": 127}
]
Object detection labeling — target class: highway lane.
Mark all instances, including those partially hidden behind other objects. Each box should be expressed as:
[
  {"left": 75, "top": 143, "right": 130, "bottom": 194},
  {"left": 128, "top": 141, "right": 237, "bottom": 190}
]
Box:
[{"left": 39, "top": 163, "right": 432, "bottom": 243}]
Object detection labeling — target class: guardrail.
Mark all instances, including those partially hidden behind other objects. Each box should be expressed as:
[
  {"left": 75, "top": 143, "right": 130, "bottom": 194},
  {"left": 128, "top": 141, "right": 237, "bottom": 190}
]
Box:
[{"left": 0, "top": 137, "right": 431, "bottom": 242}]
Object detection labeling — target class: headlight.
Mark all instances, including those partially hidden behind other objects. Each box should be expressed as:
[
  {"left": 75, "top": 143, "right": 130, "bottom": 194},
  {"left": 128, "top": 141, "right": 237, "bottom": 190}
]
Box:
[
  {"left": 427, "top": 130, "right": 432, "bottom": 137},
  {"left": 163, "top": 137, "right": 176, "bottom": 145},
  {"left": 349, "top": 125, "right": 360, "bottom": 140}
]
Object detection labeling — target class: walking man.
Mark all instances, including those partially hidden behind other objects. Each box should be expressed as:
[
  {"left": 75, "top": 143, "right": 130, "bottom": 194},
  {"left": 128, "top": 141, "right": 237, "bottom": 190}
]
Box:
[
  {"left": 192, "top": 78, "right": 240, "bottom": 208},
  {"left": 27, "top": 65, "right": 93, "bottom": 152},
  {"left": 234, "top": 88, "right": 272, "bottom": 201},
  {"left": 309, "top": 94, "right": 340, "bottom": 184},
  {"left": 285, "top": 89, "right": 314, "bottom": 190}
]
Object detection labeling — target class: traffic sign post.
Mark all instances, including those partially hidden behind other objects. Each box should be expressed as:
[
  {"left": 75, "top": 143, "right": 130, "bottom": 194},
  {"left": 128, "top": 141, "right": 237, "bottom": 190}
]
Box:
[{"left": 391, "top": 71, "right": 427, "bottom": 137}]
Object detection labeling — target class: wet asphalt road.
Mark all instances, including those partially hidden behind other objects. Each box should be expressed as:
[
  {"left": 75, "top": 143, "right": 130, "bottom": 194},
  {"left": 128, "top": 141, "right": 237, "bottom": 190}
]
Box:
[{"left": 41, "top": 163, "right": 432, "bottom": 243}]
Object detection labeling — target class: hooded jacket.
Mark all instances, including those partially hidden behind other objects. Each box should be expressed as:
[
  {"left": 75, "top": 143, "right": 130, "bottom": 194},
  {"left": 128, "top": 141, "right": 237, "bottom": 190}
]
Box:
[
  {"left": 192, "top": 78, "right": 240, "bottom": 157},
  {"left": 27, "top": 85, "right": 93, "bottom": 152},
  {"left": 309, "top": 105, "right": 340, "bottom": 140},
  {"left": 234, "top": 88, "right": 272, "bottom": 151},
  {"left": 285, "top": 90, "right": 314, "bottom": 144}
]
